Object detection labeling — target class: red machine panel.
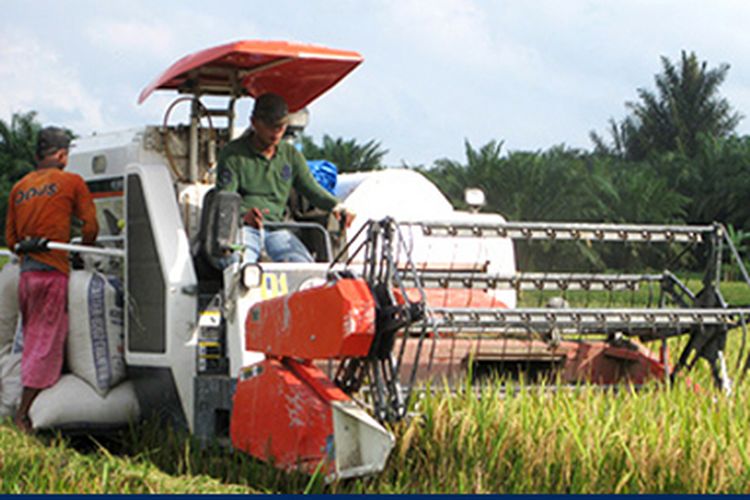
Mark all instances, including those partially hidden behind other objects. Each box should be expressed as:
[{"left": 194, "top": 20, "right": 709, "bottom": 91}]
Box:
[
  {"left": 245, "top": 279, "right": 376, "bottom": 359},
  {"left": 231, "top": 358, "right": 347, "bottom": 475}
]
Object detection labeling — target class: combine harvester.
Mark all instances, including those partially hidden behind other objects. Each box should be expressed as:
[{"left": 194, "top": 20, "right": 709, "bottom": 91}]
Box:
[{"left": 3, "top": 40, "right": 750, "bottom": 480}]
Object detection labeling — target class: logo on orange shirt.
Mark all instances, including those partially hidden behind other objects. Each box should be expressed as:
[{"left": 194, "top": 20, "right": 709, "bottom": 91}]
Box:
[{"left": 14, "top": 183, "right": 58, "bottom": 205}]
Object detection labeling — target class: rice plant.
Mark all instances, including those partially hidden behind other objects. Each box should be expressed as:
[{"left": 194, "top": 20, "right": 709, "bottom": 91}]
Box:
[
  {"left": 3, "top": 284, "right": 750, "bottom": 493},
  {"left": 3, "top": 358, "right": 750, "bottom": 493}
]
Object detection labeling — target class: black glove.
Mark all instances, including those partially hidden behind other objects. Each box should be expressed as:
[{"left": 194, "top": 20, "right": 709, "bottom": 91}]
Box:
[{"left": 14, "top": 237, "right": 50, "bottom": 254}]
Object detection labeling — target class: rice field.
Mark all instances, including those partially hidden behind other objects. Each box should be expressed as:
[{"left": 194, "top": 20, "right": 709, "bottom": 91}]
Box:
[
  {"left": 1, "top": 279, "right": 750, "bottom": 493},
  {"left": 2, "top": 347, "right": 750, "bottom": 494},
  {"left": 384, "top": 377, "right": 750, "bottom": 493}
]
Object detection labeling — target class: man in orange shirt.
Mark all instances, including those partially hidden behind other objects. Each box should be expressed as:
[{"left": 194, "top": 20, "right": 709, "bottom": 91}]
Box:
[{"left": 5, "top": 126, "right": 99, "bottom": 432}]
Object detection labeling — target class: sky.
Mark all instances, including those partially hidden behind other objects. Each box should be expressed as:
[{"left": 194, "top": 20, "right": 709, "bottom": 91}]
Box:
[{"left": 2, "top": 0, "right": 750, "bottom": 167}]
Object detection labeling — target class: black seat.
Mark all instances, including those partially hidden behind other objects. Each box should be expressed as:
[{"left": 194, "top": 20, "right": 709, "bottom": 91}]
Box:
[{"left": 193, "top": 188, "right": 241, "bottom": 293}]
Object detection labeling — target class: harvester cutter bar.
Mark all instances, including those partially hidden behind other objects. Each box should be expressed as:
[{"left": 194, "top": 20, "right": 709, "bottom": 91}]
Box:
[
  {"left": 408, "top": 221, "right": 716, "bottom": 242},
  {"left": 407, "top": 270, "right": 664, "bottom": 292},
  {"left": 421, "top": 307, "right": 750, "bottom": 336}
]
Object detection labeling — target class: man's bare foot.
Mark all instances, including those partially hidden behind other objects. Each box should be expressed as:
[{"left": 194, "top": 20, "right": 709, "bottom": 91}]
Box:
[{"left": 14, "top": 414, "right": 32, "bottom": 433}]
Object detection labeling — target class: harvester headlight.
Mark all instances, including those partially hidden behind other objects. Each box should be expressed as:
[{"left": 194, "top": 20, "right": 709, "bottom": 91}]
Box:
[
  {"left": 241, "top": 263, "right": 262, "bottom": 289},
  {"left": 464, "top": 187, "right": 486, "bottom": 210}
]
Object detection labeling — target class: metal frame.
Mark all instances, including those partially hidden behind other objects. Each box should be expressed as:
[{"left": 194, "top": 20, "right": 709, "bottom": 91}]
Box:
[
  {"left": 263, "top": 221, "right": 334, "bottom": 262},
  {"left": 426, "top": 307, "right": 747, "bottom": 333},
  {"left": 406, "top": 270, "right": 665, "bottom": 292},
  {"left": 410, "top": 220, "right": 716, "bottom": 243}
]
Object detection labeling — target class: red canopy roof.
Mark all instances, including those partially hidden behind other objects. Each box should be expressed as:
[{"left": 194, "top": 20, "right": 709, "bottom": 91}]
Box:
[{"left": 138, "top": 40, "right": 363, "bottom": 111}]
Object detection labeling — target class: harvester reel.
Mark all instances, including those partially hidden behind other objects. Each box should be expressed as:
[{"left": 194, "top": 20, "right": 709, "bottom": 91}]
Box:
[
  {"left": 333, "top": 218, "right": 426, "bottom": 422},
  {"left": 334, "top": 218, "right": 750, "bottom": 418}
]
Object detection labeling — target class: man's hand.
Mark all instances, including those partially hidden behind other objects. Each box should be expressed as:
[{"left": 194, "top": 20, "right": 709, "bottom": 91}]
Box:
[
  {"left": 242, "top": 208, "right": 268, "bottom": 229},
  {"left": 14, "top": 237, "right": 50, "bottom": 254},
  {"left": 333, "top": 204, "right": 356, "bottom": 229}
]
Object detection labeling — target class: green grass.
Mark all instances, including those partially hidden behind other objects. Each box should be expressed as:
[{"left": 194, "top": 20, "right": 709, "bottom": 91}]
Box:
[
  {"left": 0, "top": 422, "right": 257, "bottom": 493},
  {"left": 517, "top": 275, "right": 750, "bottom": 308}
]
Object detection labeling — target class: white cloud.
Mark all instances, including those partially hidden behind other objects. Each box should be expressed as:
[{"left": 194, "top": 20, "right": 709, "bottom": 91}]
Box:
[
  {"left": 0, "top": 31, "right": 106, "bottom": 134},
  {"left": 383, "top": 0, "right": 494, "bottom": 64},
  {"left": 381, "top": 0, "right": 540, "bottom": 74},
  {"left": 85, "top": 19, "right": 177, "bottom": 60}
]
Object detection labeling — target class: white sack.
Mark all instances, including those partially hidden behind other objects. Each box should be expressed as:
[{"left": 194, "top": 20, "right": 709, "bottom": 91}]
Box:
[
  {"left": 0, "top": 263, "right": 19, "bottom": 348},
  {"left": 0, "top": 322, "right": 23, "bottom": 417},
  {"left": 29, "top": 374, "right": 140, "bottom": 430},
  {"left": 67, "top": 271, "right": 125, "bottom": 396}
]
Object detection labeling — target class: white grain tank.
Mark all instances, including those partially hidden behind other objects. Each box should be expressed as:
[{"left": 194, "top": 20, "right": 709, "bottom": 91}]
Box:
[{"left": 335, "top": 169, "right": 517, "bottom": 308}]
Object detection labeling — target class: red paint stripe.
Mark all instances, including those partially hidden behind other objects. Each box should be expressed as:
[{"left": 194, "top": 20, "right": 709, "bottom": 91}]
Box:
[{"left": 92, "top": 191, "right": 123, "bottom": 199}]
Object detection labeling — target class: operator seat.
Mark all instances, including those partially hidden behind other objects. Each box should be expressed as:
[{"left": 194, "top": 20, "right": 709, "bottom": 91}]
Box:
[
  {"left": 193, "top": 187, "right": 338, "bottom": 285},
  {"left": 193, "top": 188, "right": 241, "bottom": 294}
]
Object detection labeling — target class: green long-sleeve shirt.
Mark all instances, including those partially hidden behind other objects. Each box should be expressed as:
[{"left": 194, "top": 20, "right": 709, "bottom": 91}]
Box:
[{"left": 216, "top": 135, "right": 338, "bottom": 222}]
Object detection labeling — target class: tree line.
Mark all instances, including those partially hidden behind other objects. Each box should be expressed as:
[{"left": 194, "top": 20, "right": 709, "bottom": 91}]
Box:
[
  {"left": 1, "top": 51, "right": 748, "bottom": 269},
  {"left": 421, "top": 52, "right": 750, "bottom": 270}
]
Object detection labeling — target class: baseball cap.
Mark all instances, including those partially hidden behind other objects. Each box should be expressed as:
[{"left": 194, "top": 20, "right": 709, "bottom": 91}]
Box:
[
  {"left": 251, "top": 93, "right": 289, "bottom": 126},
  {"left": 37, "top": 126, "right": 72, "bottom": 157}
]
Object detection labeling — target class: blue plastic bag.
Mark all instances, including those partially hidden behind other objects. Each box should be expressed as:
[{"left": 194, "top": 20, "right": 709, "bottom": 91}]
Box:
[{"left": 306, "top": 160, "right": 338, "bottom": 194}]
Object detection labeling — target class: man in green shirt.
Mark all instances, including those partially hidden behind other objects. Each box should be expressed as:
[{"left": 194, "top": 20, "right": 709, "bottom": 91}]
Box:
[{"left": 216, "top": 93, "right": 352, "bottom": 263}]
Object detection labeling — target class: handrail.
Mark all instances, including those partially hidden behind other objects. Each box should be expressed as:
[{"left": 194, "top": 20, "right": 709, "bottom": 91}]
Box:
[{"left": 264, "top": 221, "right": 333, "bottom": 262}]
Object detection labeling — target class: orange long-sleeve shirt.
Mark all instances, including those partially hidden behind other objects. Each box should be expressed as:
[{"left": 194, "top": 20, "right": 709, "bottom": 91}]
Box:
[{"left": 5, "top": 168, "right": 99, "bottom": 274}]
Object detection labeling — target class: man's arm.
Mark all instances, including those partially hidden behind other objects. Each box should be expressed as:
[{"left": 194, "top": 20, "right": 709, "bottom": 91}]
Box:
[
  {"left": 291, "top": 149, "right": 338, "bottom": 212},
  {"left": 72, "top": 176, "right": 99, "bottom": 244}
]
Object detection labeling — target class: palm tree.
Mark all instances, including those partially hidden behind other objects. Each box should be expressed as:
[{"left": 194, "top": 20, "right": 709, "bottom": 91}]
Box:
[
  {"left": 427, "top": 140, "right": 689, "bottom": 270},
  {"left": 426, "top": 140, "right": 504, "bottom": 211},
  {"left": 300, "top": 134, "right": 388, "bottom": 172},
  {"left": 0, "top": 111, "right": 46, "bottom": 245},
  {"left": 592, "top": 51, "right": 742, "bottom": 160},
  {"left": 682, "top": 134, "right": 750, "bottom": 226},
  {"left": 0, "top": 111, "right": 41, "bottom": 182}
]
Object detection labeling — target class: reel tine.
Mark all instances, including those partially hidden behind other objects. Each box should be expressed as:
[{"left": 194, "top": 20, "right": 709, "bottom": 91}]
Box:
[
  {"left": 739, "top": 319, "right": 750, "bottom": 386},
  {"left": 738, "top": 312, "right": 750, "bottom": 385}
]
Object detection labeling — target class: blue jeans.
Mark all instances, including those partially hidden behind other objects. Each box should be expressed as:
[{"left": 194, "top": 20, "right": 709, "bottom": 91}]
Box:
[{"left": 241, "top": 227, "right": 313, "bottom": 263}]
